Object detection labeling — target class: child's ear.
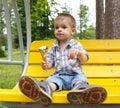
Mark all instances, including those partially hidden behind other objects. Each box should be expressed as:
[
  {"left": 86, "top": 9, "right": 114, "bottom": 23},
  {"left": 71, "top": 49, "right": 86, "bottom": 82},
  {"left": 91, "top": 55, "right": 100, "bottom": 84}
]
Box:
[{"left": 72, "top": 28, "right": 76, "bottom": 35}]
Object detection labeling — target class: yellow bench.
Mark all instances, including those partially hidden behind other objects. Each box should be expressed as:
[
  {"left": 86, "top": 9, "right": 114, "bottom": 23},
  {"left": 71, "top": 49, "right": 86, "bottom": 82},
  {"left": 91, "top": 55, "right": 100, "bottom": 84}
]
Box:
[{"left": 1, "top": 39, "right": 120, "bottom": 108}]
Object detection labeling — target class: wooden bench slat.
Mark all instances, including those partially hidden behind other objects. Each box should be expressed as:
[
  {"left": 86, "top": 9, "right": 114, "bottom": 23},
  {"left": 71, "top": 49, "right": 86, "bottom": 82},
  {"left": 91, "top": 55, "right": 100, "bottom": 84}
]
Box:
[
  {"left": 30, "top": 40, "right": 120, "bottom": 51},
  {"left": 88, "top": 52, "right": 120, "bottom": 64},
  {"left": 30, "top": 40, "right": 55, "bottom": 51},
  {"left": 84, "top": 65, "right": 120, "bottom": 77},
  {"left": 26, "top": 65, "right": 120, "bottom": 78},
  {"left": 0, "top": 86, "right": 120, "bottom": 104},
  {"left": 88, "top": 78, "right": 120, "bottom": 86},
  {"left": 31, "top": 77, "right": 120, "bottom": 87},
  {"left": 26, "top": 65, "right": 54, "bottom": 77},
  {"left": 28, "top": 52, "right": 42, "bottom": 64},
  {"left": 28, "top": 52, "right": 120, "bottom": 64},
  {"left": 80, "top": 40, "right": 120, "bottom": 51}
]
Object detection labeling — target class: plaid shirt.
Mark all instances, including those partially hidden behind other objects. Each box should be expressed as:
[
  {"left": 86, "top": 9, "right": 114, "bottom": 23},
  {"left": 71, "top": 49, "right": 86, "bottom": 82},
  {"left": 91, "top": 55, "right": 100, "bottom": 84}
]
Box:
[{"left": 47, "top": 39, "right": 88, "bottom": 75}]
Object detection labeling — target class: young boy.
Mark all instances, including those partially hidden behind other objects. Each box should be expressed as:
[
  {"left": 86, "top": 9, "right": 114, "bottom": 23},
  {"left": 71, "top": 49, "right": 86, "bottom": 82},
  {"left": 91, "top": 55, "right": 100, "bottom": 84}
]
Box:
[{"left": 19, "top": 13, "right": 107, "bottom": 107}]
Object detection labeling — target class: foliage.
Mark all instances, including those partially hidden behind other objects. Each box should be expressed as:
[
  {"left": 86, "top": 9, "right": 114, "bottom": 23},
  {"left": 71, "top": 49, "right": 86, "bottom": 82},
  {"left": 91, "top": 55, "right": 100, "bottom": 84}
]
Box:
[
  {"left": 0, "top": 48, "right": 5, "bottom": 57},
  {"left": 1, "top": 0, "right": 97, "bottom": 51},
  {"left": 0, "top": 103, "right": 8, "bottom": 108},
  {"left": 30, "top": 0, "right": 59, "bottom": 40},
  {"left": 81, "top": 25, "right": 96, "bottom": 39},
  {"left": 11, "top": 0, "right": 58, "bottom": 48},
  {"left": 75, "top": 25, "right": 96, "bottom": 39},
  {"left": 12, "top": 0, "right": 26, "bottom": 48},
  {"left": 0, "top": 0, "right": 6, "bottom": 47},
  {"left": 78, "top": 4, "right": 91, "bottom": 39},
  {"left": 31, "top": 0, "right": 54, "bottom": 40},
  {"left": 79, "top": 4, "right": 89, "bottom": 31},
  {"left": 61, "top": 3, "right": 71, "bottom": 13}
]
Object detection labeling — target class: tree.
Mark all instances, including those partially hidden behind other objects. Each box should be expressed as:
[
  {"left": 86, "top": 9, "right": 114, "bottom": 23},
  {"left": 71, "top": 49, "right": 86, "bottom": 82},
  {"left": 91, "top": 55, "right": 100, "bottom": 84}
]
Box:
[
  {"left": 96, "top": 0, "right": 104, "bottom": 39},
  {"left": 61, "top": 3, "right": 71, "bottom": 13},
  {"left": 82, "top": 25, "right": 96, "bottom": 39},
  {"left": 104, "top": 0, "right": 120, "bottom": 39},
  {"left": 96, "top": 0, "right": 120, "bottom": 39},
  {"left": 12, "top": 0, "right": 58, "bottom": 48},
  {"left": 0, "top": 0, "right": 7, "bottom": 50},
  {"left": 30, "top": 0, "right": 57, "bottom": 40},
  {"left": 78, "top": 4, "right": 89, "bottom": 39},
  {"left": 75, "top": 25, "right": 96, "bottom": 40},
  {"left": 0, "top": 1, "right": 3, "bottom": 47}
]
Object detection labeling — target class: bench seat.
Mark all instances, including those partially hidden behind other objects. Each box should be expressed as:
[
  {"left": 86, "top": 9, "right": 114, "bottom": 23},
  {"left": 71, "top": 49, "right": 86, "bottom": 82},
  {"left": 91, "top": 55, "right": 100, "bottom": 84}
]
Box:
[{"left": 0, "top": 86, "right": 120, "bottom": 104}]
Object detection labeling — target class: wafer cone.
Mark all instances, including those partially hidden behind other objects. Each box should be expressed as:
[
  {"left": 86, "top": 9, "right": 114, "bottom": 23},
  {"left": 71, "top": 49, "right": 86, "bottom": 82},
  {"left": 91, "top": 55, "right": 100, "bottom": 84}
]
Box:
[{"left": 39, "top": 46, "right": 48, "bottom": 62}]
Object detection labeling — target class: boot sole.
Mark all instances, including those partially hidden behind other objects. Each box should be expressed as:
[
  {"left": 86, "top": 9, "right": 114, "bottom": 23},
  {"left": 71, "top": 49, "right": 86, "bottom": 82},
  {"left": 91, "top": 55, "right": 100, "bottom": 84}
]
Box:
[
  {"left": 19, "top": 76, "right": 52, "bottom": 107},
  {"left": 67, "top": 86, "right": 107, "bottom": 104}
]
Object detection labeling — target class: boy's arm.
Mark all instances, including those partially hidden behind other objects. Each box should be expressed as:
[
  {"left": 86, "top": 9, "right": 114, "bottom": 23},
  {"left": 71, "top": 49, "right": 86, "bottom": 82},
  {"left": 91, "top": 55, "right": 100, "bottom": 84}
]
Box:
[
  {"left": 68, "top": 49, "right": 88, "bottom": 64},
  {"left": 77, "top": 51, "right": 88, "bottom": 63}
]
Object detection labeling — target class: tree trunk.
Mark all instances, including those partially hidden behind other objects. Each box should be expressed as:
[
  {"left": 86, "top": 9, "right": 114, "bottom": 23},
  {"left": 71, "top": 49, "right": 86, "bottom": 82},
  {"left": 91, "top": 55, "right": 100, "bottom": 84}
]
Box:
[
  {"left": 96, "top": 0, "right": 105, "bottom": 39},
  {"left": 104, "top": 0, "right": 120, "bottom": 39}
]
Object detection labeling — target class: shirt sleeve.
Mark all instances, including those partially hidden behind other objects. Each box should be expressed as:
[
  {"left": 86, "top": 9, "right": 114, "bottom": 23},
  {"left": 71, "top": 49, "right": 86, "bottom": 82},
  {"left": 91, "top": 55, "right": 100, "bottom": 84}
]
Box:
[{"left": 46, "top": 47, "right": 55, "bottom": 68}]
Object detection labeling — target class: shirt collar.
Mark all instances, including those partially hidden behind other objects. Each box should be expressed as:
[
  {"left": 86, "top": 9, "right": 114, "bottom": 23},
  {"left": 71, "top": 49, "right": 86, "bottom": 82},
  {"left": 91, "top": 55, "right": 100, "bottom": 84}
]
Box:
[{"left": 53, "top": 38, "right": 75, "bottom": 48}]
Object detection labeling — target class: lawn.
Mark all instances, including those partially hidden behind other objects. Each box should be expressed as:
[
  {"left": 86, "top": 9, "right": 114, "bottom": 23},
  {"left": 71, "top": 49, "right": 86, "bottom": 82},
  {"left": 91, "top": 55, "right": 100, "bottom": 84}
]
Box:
[{"left": 0, "top": 50, "right": 26, "bottom": 108}]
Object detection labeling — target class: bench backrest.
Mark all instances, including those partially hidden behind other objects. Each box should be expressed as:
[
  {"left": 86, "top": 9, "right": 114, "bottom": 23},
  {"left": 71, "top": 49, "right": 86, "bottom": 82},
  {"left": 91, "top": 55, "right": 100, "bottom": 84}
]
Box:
[{"left": 26, "top": 40, "right": 120, "bottom": 87}]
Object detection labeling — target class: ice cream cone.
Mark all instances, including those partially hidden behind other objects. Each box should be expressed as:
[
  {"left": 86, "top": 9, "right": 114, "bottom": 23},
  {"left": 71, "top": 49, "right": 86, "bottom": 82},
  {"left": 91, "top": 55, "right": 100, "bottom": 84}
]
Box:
[{"left": 39, "top": 46, "right": 48, "bottom": 62}]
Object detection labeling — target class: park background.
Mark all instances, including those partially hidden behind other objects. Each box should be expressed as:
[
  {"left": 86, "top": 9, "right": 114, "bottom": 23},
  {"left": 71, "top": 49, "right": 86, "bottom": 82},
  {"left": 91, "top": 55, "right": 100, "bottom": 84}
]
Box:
[{"left": 0, "top": 0, "right": 120, "bottom": 107}]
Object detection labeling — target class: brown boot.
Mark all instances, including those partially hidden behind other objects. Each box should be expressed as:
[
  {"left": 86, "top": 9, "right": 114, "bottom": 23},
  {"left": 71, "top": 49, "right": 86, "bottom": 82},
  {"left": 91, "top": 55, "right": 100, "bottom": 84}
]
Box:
[
  {"left": 19, "top": 76, "right": 52, "bottom": 107},
  {"left": 67, "top": 82, "right": 107, "bottom": 104}
]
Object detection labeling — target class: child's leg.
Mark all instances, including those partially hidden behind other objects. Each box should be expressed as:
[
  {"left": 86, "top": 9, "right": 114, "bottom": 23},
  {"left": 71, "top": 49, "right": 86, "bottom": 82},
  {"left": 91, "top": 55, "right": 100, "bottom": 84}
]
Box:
[
  {"left": 67, "top": 81, "right": 107, "bottom": 104},
  {"left": 18, "top": 76, "right": 52, "bottom": 107},
  {"left": 48, "top": 82, "right": 58, "bottom": 91}
]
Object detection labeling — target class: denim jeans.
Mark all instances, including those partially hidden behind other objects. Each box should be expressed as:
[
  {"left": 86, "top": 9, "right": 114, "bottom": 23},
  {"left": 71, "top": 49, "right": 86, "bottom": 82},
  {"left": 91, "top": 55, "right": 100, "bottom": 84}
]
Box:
[{"left": 46, "top": 73, "right": 88, "bottom": 91}]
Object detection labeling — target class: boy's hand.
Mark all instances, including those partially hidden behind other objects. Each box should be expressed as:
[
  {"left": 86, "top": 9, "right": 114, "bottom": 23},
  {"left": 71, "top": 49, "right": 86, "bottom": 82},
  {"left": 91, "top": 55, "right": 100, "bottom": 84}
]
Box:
[
  {"left": 41, "top": 61, "right": 50, "bottom": 70},
  {"left": 68, "top": 49, "right": 82, "bottom": 60},
  {"left": 68, "top": 49, "right": 88, "bottom": 63}
]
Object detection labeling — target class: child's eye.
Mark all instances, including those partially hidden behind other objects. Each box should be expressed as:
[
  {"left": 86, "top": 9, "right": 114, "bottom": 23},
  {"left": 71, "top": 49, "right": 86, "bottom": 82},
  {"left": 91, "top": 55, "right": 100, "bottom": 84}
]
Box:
[
  {"left": 62, "top": 26, "right": 67, "bottom": 29},
  {"left": 55, "top": 26, "right": 59, "bottom": 29}
]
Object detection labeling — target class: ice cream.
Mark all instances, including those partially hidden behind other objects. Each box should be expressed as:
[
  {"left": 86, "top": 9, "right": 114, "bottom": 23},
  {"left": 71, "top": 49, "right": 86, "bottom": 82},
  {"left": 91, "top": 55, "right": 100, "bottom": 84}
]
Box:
[{"left": 39, "top": 46, "right": 48, "bottom": 62}]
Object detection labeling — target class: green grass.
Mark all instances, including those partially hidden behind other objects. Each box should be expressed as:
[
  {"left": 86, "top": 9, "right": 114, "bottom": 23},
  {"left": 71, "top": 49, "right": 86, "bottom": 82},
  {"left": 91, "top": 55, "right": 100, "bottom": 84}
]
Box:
[
  {"left": 0, "top": 50, "right": 26, "bottom": 107},
  {"left": 0, "top": 64, "right": 22, "bottom": 88}
]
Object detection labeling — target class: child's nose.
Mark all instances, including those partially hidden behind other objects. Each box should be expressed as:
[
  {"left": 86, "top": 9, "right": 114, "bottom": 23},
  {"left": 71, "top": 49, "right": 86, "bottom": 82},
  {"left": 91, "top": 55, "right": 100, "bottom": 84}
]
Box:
[{"left": 58, "top": 27, "right": 62, "bottom": 31}]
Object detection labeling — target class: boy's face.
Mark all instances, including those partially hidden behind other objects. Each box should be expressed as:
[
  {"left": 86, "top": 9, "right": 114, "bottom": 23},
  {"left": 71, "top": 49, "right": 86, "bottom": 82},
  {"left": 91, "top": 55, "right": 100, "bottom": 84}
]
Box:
[{"left": 54, "top": 16, "right": 76, "bottom": 41}]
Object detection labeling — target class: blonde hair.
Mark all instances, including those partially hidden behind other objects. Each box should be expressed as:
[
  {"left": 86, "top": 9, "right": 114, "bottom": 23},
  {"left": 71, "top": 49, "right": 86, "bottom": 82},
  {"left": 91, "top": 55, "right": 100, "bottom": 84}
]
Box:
[{"left": 55, "top": 13, "right": 76, "bottom": 28}]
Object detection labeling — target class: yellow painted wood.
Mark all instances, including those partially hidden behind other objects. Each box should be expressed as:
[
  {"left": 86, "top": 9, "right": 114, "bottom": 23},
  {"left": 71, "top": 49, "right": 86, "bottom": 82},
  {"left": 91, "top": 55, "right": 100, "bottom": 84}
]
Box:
[
  {"left": 26, "top": 65, "right": 54, "bottom": 77},
  {"left": 0, "top": 86, "right": 120, "bottom": 104},
  {"left": 28, "top": 52, "right": 42, "bottom": 64},
  {"left": 35, "top": 78, "right": 120, "bottom": 87},
  {"left": 88, "top": 78, "right": 120, "bottom": 86},
  {"left": 28, "top": 52, "right": 120, "bottom": 65},
  {"left": 80, "top": 40, "right": 120, "bottom": 51},
  {"left": 83, "top": 65, "right": 120, "bottom": 77},
  {"left": 88, "top": 52, "right": 120, "bottom": 64},
  {"left": 26, "top": 65, "right": 120, "bottom": 78},
  {"left": 30, "top": 40, "right": 120, "bottom": 51},
  {"left": 30, "top": 40, "right": 55, "bottom": 51}
]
